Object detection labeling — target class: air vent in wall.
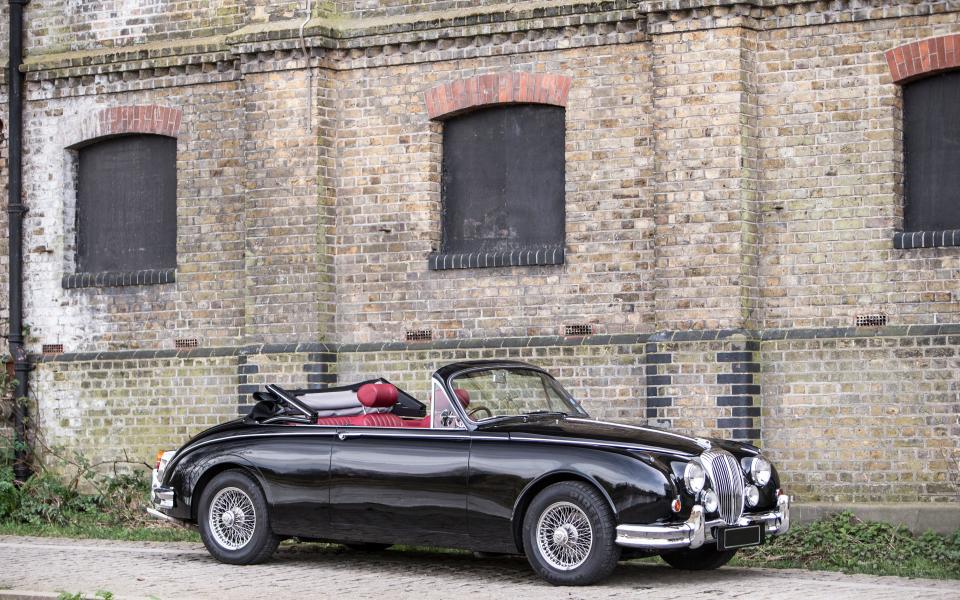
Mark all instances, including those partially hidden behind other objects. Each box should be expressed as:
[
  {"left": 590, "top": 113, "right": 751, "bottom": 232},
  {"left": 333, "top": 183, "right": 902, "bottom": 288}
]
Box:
[
  {"left": 175, "top": 338, "right": 199, "bottom": 349},
  {"left": 42, "top": 344, "right": 64, "bottom": 355},
  {"left": 564, "top": 324, "right": 593, "bottom": 336},
  {"left": 405, "top": 330, "right": 433, "bottom": 342},
  {"left": 855, "top": 313, "right": 887, "bottom": 327}
]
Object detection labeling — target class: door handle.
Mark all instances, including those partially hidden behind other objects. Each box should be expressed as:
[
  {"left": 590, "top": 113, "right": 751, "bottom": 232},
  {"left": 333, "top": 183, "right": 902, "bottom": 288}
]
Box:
[{"left": 338, "top": 432, "right": 361, "bottom": 440}]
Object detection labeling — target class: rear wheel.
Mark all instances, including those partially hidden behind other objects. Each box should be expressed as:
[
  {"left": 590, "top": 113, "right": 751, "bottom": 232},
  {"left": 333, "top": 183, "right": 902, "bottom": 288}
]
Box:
[
  {"left": 522, "top": 481, "right": 620, "bottom": 586},
  {"left": 198, "top": 470, "right": 279, "bottom": 564},
  {"left": 660, "top": 546, "right": 737, "bottom": 570}
]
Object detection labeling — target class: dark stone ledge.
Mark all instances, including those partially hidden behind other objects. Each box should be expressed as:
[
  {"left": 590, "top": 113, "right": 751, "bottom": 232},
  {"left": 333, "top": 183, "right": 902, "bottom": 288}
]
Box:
[
  {"left": 428, "top": 246, "right": 564, "bottom": 271},
  {"left": 62, "top": 268, "right": 176, "bottom": 289},
  {"left": 894, "top": 229, "right": 960, "bottom": 250},
  {"left": 32, "top": 323, "right": 960, "bottom": 363}
]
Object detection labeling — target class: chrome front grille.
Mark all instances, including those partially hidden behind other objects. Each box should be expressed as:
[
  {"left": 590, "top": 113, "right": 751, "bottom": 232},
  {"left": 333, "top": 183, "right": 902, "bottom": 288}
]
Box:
[{"left": 701, "top": 450, "right": 745, "bottom": 525}]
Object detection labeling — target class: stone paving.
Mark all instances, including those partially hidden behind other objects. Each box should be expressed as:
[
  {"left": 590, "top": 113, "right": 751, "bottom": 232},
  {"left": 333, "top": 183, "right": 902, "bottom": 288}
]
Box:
[{"left": 0, "top": 535, "right": 958, "bottom": 600}]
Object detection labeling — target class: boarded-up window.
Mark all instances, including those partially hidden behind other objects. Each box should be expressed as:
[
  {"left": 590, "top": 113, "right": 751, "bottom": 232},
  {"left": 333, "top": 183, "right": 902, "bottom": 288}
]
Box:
[
  {"left": 430, "top": 104, "right": 565, "bottom": 270},
  {"left": 76, "top": 135, "right": 177, "bottom": 273},
  {"left": 903, "top": 72, "right": 960, "bottom": 232}
]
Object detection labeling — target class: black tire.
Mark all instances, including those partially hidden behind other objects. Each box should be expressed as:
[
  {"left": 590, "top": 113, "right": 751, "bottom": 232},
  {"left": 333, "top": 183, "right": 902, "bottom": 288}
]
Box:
[
  {"left": 660, "top": 546, "right": 737, "bottom": 570},
  {"left": 522, "top": 481, "right": 620, "bottom": 586},
  {"left": 198, "top": 470, "right": 280, "bottom": 565},
  {"left": 344, "top": 542, "right": 392, "bottom": 552}
]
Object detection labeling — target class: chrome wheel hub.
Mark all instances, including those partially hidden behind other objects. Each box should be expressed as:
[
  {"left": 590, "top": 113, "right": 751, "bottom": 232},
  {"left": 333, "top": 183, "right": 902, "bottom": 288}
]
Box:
[
  {"left": 208, "top": 487, "right": 256, "bottom": 551},
  {"left": 536, "top": 501, "right": 593, "bottom": 571}
]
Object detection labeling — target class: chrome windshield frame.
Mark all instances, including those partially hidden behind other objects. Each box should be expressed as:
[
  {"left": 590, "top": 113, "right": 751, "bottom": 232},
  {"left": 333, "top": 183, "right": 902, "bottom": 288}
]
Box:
[{"left": 442, "top": 364, "right": 589, "bottom": 428}]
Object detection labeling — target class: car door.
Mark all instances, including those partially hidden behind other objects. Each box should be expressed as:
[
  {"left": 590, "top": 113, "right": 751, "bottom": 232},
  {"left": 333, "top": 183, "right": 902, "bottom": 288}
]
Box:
[
  {"left": 327, "top": 383, "right": 470, "bottom": 546},
  {"left": 328, "top": 428, "right": 470, "bottom": 546}
]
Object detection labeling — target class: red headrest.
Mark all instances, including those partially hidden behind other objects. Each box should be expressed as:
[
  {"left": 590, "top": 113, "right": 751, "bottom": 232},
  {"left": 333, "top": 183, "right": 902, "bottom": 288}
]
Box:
[
  {"left": 453, "top": 388, "right": 470, "bottom": 407},
  {"left": 357, "top": 383, "right": 398, "bottom": 408}
]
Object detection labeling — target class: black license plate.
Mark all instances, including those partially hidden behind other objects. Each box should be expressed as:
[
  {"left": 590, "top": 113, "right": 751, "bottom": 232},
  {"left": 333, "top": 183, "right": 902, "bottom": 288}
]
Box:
[{"left": 717, "top": 524, "right": 764, "bottom": 550}]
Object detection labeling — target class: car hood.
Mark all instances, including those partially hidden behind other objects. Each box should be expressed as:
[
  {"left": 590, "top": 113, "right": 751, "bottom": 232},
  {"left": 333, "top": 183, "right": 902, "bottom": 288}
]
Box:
[{"left": 480, "top": 416, "right": 724, "bottom": 457}]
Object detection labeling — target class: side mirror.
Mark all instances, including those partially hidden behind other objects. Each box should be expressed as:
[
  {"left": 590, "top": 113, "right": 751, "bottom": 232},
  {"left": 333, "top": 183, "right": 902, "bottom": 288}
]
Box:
[{"left": 439, "top": 409, "right": 455, "bottom": 428}]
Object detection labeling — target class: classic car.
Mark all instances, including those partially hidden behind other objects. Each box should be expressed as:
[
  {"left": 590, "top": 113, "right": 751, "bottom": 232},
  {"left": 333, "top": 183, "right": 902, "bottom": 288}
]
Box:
[{"left": 149, "top": 360, "right": 790, "bottom": 585}]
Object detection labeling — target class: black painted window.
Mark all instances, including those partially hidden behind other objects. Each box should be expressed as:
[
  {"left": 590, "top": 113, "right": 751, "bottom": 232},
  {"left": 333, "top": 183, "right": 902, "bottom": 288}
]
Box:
[
  {"left": 903, "top": 72, "right": 960, "bottom": 232},
  {"left": 431, "top": 104, "right": 565, "bottom": 270},
  {"left": 76, "top": 135, "right": 177, "bottom": 274}
]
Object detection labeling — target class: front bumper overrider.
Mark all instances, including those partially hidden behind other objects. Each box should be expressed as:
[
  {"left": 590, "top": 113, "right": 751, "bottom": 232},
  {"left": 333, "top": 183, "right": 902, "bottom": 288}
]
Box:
[{"left": 615, "top": 494, "right": 790, "bottom": 550}]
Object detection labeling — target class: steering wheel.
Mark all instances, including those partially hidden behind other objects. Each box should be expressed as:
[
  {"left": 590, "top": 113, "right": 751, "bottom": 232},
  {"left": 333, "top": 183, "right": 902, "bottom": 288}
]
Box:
[{"left": 468, "top": 406, "right": 493, "bottom": 419}]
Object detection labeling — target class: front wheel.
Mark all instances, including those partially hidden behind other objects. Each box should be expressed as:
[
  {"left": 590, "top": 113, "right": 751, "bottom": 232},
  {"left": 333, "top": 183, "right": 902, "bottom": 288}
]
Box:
[
  {"left": 522, "top": 481, "right": 620, "bottom": 586},
  {"left": 660, "top": 546, "right": 737, "bottom": 570},
  {"left": 198, "top": 470, "right": 279, "bottom": 564}
]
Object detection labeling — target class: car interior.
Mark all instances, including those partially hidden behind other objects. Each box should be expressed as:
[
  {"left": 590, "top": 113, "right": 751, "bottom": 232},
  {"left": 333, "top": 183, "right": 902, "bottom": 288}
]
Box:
[{"left": 248, "top": 379, "right": 474, "bottom": 429}]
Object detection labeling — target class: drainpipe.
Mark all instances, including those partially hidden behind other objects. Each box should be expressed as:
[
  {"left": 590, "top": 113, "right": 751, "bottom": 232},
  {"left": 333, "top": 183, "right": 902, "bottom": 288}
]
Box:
[{"left": 8, "top": 0, "right": 30, "bottom": 481}]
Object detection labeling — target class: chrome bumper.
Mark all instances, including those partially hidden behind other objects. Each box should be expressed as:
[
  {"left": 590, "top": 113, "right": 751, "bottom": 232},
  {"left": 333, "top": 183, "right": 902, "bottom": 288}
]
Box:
[
  {"left": 153, "top": 486, "right": 175, "bottom": 509},
  {"left": 151, "top": 464, "right": 175, "bottom": 509},
  {"left": 616, "top": 494, "right": 790, "bottom": 550}
]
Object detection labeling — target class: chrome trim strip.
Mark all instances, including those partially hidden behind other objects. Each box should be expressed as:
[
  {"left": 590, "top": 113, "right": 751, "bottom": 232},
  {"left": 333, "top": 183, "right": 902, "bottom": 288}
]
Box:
[
  {"left": 335, "top": 431, "right": 471, "bottom": 441},
  {"left": 509, "top": 434, "right": 692, "bottom": 458}
]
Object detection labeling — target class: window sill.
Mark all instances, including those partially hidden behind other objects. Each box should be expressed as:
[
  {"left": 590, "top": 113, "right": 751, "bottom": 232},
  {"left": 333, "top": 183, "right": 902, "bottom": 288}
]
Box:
[
  {"left": 893, "top": 230, "right": 960, "bottom": 249},
  {"left": 428, "top": 246, "right": 564, "bottom": 271},
  {"left": 62, "top": 268, "right": 176, "bottom": 289}
]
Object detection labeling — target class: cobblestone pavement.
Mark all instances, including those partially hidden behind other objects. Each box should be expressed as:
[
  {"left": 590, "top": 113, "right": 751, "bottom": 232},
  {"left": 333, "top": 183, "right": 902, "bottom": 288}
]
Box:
[{"left": 1, "top": 536, "right": 958, "bottom": 600}]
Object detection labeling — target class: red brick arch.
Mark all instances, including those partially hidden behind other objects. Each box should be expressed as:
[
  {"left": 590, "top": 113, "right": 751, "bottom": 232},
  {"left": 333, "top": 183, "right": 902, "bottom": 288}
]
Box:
[
  {"left": 70, "top": 105, "right": 181, "bottom": 147},
  {"left": 885, "top": 34, "right": 960, "bottom": 84},
  {"left": 424, "top": 72, "right": 572, "bottom": 120}
]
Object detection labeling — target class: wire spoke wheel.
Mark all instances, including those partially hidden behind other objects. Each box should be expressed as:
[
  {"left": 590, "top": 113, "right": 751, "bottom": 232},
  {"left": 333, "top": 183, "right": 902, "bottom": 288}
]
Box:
[
  {"left": 535, "top": 501, "right": 594, "bottom": 571},
  {"left": 208, "top": 486, "right": 257, "bottom": 551}
]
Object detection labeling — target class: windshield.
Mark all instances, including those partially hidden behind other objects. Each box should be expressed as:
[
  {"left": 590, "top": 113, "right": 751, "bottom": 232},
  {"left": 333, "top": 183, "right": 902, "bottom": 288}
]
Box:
[{"left": 449, "top": 367, "right": 589, "bottom": 422}]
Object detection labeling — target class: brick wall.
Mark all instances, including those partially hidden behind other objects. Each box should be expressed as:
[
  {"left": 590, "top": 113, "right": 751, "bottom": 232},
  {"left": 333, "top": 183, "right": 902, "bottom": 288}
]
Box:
[
  {"left": 762, "top": 332, "right": 960, "bottom": 502},
  {"left": 25, "top": 0, "right": 245, "bottom": 54},
  {"left": 339, "top": 342, "right": 647, "bottom": 422},
  {"left": 2, "top": 0, "right": 959, "bottom": 507},
  {"left": 32, "top": 356, "right": 239, "bottom": 466},
  {"left": 334, "top": 42, "right": 655, "bottom": 343},
  {"left": 757, "top": 14, "right": 960, "bottom": 329}
]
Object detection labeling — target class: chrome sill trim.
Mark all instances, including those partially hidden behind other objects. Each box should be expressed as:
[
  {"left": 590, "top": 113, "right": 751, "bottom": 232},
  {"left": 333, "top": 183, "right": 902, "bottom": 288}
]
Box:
[{"left": 616, "top": 496, "right": 790, "bottom": 550}]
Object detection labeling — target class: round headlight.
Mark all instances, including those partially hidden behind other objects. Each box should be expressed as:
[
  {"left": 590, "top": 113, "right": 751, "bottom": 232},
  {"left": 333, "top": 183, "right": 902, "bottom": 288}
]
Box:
[
  {"left": 751, "top": 457, "right": 772, "bottom": 486},
  {"left": 702, "top": 490, "right": 719, "bottom": 514},
  {"left": 683, "top": 461, "right": 706, "bottom": 494},
  {"left": 745, "top": 484, "right": 760, "bottom": 507}
]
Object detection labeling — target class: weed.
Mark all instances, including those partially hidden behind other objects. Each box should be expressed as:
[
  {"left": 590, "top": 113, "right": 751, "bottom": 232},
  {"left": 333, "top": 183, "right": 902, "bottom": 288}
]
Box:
[{"left": 735, "top": 510, "right": 960, "bottom": 579}]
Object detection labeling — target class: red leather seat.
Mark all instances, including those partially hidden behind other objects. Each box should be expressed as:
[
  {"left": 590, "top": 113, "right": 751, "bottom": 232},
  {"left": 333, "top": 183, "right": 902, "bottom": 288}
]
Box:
[
  {"left": 453, "top": 388, "right": 470, "bottom": 407},
  {"left": 316, "top": 383, "right": 407, "bottom": 427},
  {"left": 314, "top": 416, "right": 355, "bottom": 426}
]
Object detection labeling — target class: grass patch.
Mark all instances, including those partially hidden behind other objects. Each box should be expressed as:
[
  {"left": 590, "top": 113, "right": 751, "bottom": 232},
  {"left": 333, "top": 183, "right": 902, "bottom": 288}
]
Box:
[
  {"left": 731, "top": 511, "right": 960, "bottom": 580},
  {"left": 0, "top": 519, "right": 198, "bottom": 542}
]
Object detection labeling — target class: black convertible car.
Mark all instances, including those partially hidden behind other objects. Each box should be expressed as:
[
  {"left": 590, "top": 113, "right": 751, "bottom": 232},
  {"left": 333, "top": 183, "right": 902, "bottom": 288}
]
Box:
[{"left": 149, "top": 360, "right": 790, "bottom": 585}]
